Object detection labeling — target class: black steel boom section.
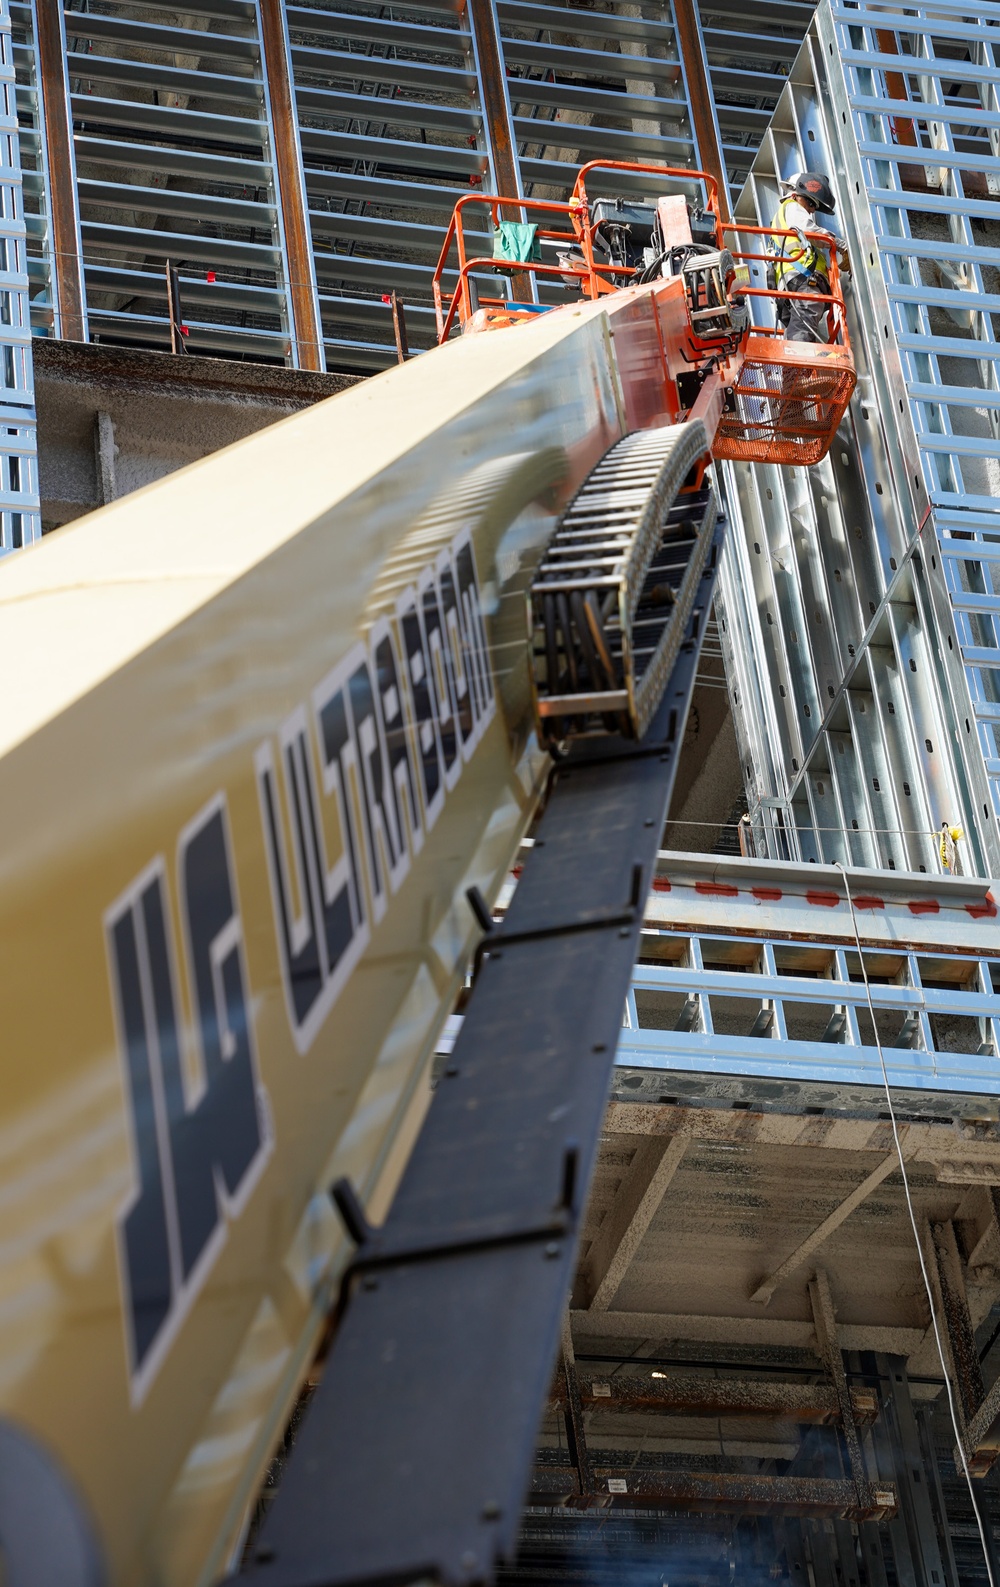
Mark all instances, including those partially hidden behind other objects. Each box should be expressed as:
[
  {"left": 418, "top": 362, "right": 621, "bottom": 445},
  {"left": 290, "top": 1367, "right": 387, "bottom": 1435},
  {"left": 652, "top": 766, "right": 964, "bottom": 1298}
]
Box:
[{"left": 239, "top": 505, "right": 725, "bottom": 1587}]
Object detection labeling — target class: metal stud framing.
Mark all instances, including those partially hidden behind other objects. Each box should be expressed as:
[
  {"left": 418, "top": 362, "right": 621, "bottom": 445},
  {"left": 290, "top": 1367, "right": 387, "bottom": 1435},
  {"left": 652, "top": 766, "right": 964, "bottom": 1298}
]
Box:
[
  {"left": 699, "top": 0, "right": 814, "bottom": 193},
  {"left": 282, "top": 0, "right": 489, "bottom": 367},
  {"left": 716, "top": 0, "right": 1000, "bottom": 879},
  {"left": 616, "top": 851, "right": 1000, "bottom": 1097},
  {"left": 0, "top": 0, "right": 38, "bottom": 551},
  {"left": 13, "top": 0, "right": 314, "bottom": 361},
  {"left": 622, "top": 929, "right": 1000, "bottom": 1094},
  {"left": 501, "top": 0, "right": 694, "bottom": 192},
  {"left": 4, "top": 0, "right": 835, "bottom": 371}
]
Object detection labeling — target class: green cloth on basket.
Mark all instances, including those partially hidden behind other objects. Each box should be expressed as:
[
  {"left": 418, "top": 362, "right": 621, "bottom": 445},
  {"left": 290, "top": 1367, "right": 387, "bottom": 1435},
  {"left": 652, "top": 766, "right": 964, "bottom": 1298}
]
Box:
[{"left": 492, "top": 221, "right": 542, "bottom": 264}]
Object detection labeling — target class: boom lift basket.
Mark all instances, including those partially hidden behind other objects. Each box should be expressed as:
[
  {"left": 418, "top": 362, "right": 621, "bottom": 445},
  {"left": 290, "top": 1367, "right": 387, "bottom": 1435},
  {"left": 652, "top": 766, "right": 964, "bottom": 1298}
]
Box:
[
  {"left": 431, "top": 167, "right": 857, "bottom": 471},
  {"left": 712, "top": 337, "right": 856, "bottom": 467}
]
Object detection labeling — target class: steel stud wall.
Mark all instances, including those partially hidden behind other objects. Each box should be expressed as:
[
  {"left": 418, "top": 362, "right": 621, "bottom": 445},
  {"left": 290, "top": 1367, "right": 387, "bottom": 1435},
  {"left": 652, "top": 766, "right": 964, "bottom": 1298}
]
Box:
[
  {"left": 3, "top": 0, "right": 831, "bottom": 373},
  {"left": 9, "top": 0, "right": 785, "bottom": 372},
  {"left": 13, "top": 0, "right": 304, "bottom": 360},
  {"left": 0, "top": 0, "right": 38, "bottom": 552},
  {"left": 619, "top": 853, "right": 1000, "bottom": 1098},
  {"left": 283, "top": 0, "right": 698, "bottom": 366},
  {"left": 700, "top": 0, "right": 813, "bottom": 192},
  {"left": 717, "top": 0, "right": 1000, "bottom": 880},
  {"left": 285, "top": 0, "right": 490, "bottom": 368}
]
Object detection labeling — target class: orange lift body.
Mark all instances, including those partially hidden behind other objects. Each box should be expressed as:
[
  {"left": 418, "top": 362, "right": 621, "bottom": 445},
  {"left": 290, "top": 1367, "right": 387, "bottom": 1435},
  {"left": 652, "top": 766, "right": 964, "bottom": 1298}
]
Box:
[{"left": 432, "top": 161, "right": 856, "bottom": 470}]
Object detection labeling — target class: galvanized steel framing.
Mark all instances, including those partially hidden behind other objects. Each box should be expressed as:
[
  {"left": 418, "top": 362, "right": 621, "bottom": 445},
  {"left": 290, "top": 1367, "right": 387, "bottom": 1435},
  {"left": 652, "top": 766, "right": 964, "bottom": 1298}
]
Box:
[
  {"left": 8, "top": 0, "right": 819, "bottom": 371},
  {"left": 717, "top": 0, "right": 1000, "bottom": 879},
  {"left": 618, "top": 852, "right": 1000, "bottom": 1098},
  {"left": 0, "top": 0, "right": 38, "bottom": 552}
]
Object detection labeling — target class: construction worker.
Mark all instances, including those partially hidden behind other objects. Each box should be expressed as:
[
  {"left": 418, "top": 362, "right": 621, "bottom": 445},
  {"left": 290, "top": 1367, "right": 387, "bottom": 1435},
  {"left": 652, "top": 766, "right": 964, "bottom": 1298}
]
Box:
[{"left": 769, "top": 173, "right": 848, "bottom": 343}]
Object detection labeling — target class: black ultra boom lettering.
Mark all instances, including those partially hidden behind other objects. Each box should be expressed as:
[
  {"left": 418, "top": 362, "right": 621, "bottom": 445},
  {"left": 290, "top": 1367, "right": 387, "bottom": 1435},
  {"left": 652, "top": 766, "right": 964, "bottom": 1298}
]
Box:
[
  {"left": 109, "top": 800, "right": 267, "bottom": 1392},
  {"left": 257, "top": 532, "right": 495, "bottom": 1052}
]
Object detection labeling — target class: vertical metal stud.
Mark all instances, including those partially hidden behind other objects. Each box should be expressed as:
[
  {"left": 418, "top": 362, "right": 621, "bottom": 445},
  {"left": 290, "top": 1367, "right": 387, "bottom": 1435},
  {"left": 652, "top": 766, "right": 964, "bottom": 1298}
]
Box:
[
  {"left": 257, "top": 0, "right": 324, "bottom": 371},
  {"left": 465, "top": 0, "right": 532, "bottom": 305},
  {"left": 672, "top": 0, "right": 730, "bottom": 220},
  {"left": 30, "top": 0, "right": 85, "bottom": 342}
]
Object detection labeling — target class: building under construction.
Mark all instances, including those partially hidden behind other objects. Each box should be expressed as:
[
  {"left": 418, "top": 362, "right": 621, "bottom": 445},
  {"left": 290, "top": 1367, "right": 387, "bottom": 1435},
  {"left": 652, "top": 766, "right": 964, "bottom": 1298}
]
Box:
[{"left": 3, "top": 3, "right": 1000, "bottom": 1587}]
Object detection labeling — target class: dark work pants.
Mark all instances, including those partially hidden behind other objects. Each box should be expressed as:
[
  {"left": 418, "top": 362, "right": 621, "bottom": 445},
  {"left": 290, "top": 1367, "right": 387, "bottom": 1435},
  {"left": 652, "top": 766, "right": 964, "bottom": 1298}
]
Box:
[{"left": 777, "top": 269, "right": 830, "bottom": 343}]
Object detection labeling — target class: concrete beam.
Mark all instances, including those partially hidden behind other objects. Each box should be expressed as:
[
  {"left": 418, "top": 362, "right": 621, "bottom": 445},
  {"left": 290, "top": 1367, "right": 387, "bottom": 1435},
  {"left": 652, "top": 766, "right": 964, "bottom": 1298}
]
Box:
[
  {"left": 603, "top": 1100, "right": 1000, "bottom": 1163},
  {"left": 749, "top": 1151, "right": 904, "bottom": 1306},
  {"left": 33, "top": 340, "right": 359, "bottom": 530},
  {"left": 582, "top": 1136, "right": 687, "bottom": 1309},
  {"left": 569, "top": 1308, "right": 927, "bottom": 1356}
]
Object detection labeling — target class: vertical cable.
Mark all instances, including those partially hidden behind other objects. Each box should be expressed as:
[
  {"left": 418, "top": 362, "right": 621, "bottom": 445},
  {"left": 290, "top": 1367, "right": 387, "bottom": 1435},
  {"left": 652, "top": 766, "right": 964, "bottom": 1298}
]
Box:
[{"left": 835, "top": 861, "right": 996, "bottom": 1585}]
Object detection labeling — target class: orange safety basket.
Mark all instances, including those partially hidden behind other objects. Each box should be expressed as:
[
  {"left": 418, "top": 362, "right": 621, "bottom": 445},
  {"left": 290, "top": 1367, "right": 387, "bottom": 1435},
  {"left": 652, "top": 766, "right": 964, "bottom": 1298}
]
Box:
[{"left": 712, "top": 337, "right": 857, "bottom": 467}]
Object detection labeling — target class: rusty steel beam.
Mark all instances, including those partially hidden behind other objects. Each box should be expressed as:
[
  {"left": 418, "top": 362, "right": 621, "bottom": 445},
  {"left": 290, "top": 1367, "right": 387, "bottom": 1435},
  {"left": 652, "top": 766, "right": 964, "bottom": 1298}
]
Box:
[
  {"left": 873, "top": 27, "right": 927, "bottom": 193},
  {"left": 672, "top": 0, "right": 730, "bottom": 222},
  {"left": 552, "top": 1372, "right": 877, "bottom": 1425},
  {"left": 751, "top": 1152, "right": 904, "bottom": 1306},
  {"left": 530, "top": 1467, "right": 897, "bottom": 1520},
  {"left": 466, "top": 0, "right": 532, "bottom": 304},
  {"left": 558, "top": 1317, "right": 594, "bottom": 1498},
  {"left": 809, "top": 1269, "right": 875, "bottom": 1517},
  {"left": 34, "top": 0, "right": 86, "bottom": 341},
  {"left": 928, "top": 1219, "right": 985, "bottom": 1428},
  {"left": 390, "top": 291, "right": 409, "bottom": 364},
  {"left": 258, "top": 0, "right": 324, "bottom": 371},
  {"left": 962, "top": 1373, "right": 1000, "bottom": 1478}
]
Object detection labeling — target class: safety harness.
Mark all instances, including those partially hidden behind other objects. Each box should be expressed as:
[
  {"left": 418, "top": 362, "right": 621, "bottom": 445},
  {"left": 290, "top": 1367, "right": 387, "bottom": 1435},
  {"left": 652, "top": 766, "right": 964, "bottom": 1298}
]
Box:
[{"left": 770, "top": 194, "right": 829, "bottom": 283}]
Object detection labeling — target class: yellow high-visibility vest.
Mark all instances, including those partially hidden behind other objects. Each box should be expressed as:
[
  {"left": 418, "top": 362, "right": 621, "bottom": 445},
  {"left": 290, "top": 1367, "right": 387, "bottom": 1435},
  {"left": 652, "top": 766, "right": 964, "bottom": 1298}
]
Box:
[{"left": 772, "top": 194, "right": 829, "bottom": 282}]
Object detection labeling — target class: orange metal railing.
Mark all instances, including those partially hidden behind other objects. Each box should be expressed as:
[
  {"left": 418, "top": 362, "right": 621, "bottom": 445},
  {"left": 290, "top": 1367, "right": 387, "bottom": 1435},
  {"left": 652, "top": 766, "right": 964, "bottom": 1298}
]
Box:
[
  {"left": 431, "top": 164, "right": 721, "bottom": 341},
  {"left": 724, "top": 221, "right": 852, "bottom": 352},
  {"left": 715, "top": 223, "right": 855, "bottom": 466},
  {"left": 431, "top": 164, "right": 853, "bottom": 383}
]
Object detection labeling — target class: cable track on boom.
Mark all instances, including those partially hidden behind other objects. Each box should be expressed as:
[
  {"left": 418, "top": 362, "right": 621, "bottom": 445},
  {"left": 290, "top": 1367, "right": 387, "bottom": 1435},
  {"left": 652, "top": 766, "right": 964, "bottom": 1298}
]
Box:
[{"left": 529, "top": 421, "right": 716, "bottom": 744}]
